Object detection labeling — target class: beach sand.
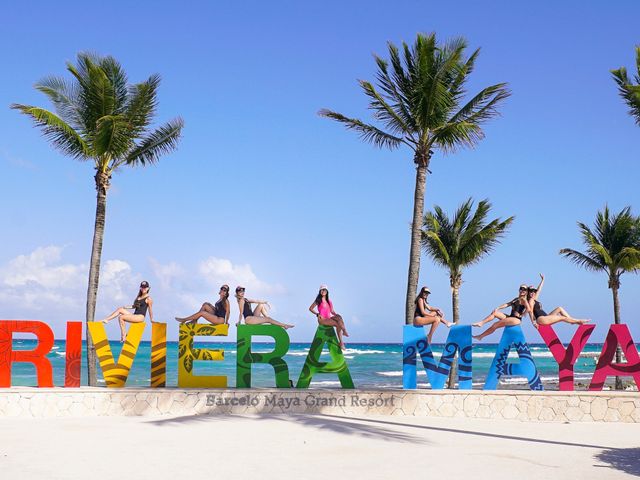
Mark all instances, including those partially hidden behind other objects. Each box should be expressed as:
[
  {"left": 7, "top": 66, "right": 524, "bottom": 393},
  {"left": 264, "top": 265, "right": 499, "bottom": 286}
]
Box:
[{"left": 0, "top": 414, "right": 638, "bottom": 479}]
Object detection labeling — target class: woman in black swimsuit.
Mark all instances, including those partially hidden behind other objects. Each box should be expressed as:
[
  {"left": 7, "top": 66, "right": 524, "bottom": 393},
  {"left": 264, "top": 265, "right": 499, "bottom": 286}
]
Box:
[
  {"left": 413, "top": 286, "right": 451, "bottom": 343},
  {"left": 99, "top": 281, "right": 154, "bottom": 342},
  {"left": 528, "top": 274, "right": 590, "bottom": 325},
  {"left": 235, "top": 286, "right": 293, "bottom": 329},
  {"left": 472, "top": 284, "right": 535, "bottom": 340},
  {"left": 175, "top": 284, "right": 230, "bottom": 325}
]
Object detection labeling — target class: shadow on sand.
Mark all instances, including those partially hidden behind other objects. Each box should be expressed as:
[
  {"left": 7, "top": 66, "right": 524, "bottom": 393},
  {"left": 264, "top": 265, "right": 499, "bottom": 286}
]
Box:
[
  {"left": 595, "top": 448, "right": 640, "bottom": 477},
  {"left": 146, "top": 413, "right": 428, "bottom": 444}
]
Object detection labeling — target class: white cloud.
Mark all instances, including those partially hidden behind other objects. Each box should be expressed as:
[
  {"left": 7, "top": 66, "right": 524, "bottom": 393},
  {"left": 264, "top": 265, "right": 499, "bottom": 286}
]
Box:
[
  {"left": 198, "top": 257, "right": 286, "bottom": 295},
  {"left": 0, "top": 246, "right": 134, "bottom": 316},
  {"left": 149, "top": 257, "right": 184, "bottom": 290}
]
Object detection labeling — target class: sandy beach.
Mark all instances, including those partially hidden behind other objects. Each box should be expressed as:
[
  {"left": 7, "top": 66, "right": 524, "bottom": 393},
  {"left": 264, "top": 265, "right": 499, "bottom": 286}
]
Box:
[{"left": 0, "top": 414, "right": 638, "bottom": 479}]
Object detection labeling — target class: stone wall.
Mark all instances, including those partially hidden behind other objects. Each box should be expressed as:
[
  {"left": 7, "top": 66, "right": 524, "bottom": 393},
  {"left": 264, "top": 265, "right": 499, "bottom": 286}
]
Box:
[{"left": 0, "top": 388, "right": 638, "bottom": 422}]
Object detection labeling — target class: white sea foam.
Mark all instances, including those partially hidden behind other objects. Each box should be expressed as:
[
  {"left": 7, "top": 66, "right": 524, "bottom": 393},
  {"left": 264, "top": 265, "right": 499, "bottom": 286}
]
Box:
[
  {"left": 342, "top": 348, "right": 386, "bottom": 355},
  {"left": 309, "top": 381, "right": 342, "bottom": 386}
]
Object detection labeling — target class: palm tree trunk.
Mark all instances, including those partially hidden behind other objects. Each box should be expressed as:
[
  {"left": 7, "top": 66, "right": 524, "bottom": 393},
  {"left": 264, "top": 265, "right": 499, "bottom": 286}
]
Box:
[
  {"left": 85, "top": 171, "right": 109, "bottom": 386},
  {"left": 611, "top": 284, "right": 623, "bottom": 390},
  {"left": 405, "top": 158, "right": 429, "bottom": 325},
  {"left": 447, "top": 285, "right": 460, "bottom": 388}
]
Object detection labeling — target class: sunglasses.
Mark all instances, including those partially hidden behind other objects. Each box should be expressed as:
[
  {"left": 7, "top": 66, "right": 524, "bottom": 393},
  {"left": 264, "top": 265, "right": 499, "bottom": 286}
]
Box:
[
  {"left": 220, "top": 287, "right": 229, "bottom": 291},
  {"left": 519, "top": 287, "right": 527, "bottom": 291},
  {"left": 236, "top": 288, "right": 245, "bottom": 292}
]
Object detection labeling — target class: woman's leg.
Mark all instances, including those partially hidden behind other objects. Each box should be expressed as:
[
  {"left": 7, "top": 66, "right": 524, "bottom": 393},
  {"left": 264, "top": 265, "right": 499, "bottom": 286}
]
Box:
[
  {"left": 175, "top": 303, "right": 214, "bottom": 323},
  {"left": 331, "top": 314, "right": 349, "bottom": 337},
  {"left": 473, "top": 309, "right": 506, "bottom": 327},
  {"left": 253, "top": 304, "right": 268, "bottom": 317},
  {"left": 98, "top": 307, "right": 130, "bottom": 324},
  {"left": 318, "top": 317, "right": 345, "bottom": 349},
  {"left": 473, "top": 317, "right": 520, "bottom": 340},
  {"left": 117, "top": 314, "right": 144, "bottom": 342},
  {"left": 246, "top": 316, "right": 293, "bottom": 329},
  {"left": 536, "top": 314, "right": 590, "bottom": 326}
]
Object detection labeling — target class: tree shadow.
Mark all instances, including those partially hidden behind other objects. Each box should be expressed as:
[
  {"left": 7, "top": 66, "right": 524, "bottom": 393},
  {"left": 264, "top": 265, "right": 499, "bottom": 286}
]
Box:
[
  {"left": 147, "top": 414, "right": 428, "bottom": 444},
  {"left": 595, "top": 448, "right": 640, "bottom": 477}
]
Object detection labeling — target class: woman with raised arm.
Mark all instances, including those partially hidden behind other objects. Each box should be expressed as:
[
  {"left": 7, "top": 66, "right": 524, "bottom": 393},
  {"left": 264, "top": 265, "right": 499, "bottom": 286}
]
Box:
[
  {"left": 528, "top": 274, "right": 590, "bottom": 325},
  {"left": 472, "top": 284, "right": 535, "bottom": 340},
  {"left": 99, "top": 280, "right": 155, "bottom": 342},
  {"left": 175, "top": 284, "right": 230, "bottom": 325},
  {"left": 413, "top": 286, "right": 451, "bottom": 343},
  {"left": 309, "top": 285, "right": 348, "bottom": 350},
  {"left": 236, "top": 286, "right": 293, "bottom": 329}
]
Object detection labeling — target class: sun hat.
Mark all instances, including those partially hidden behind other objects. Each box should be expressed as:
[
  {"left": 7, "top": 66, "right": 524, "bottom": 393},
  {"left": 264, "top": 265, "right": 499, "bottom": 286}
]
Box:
[
  {"left": 140, "top": 281, "right": 149, "bottom": 288},
  {"left": 319, "top": 284, "right": 329, "bottom": 291},
  {"left": 421, "top": 286, "right": 431, "bottom": 294},
  {"left": 235, "top": 285, "right": 245, "bottom": 292}
]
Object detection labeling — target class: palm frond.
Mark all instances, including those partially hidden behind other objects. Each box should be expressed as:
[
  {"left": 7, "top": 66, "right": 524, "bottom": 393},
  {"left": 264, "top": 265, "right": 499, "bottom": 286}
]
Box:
[
  {"left": 611, "top": 46, "right": 640, "bottom": 126},
  {"left": 10, "top": 104, "right": 89, "bottom": 159},
  {"left": 125, "top": 74, "right": 160, "bottom": 135},
  {"left": 124, "top": 118, "right": 184, "bottom": 167},
  {"left": 318, "top": 109, "right": 404, "bottom": 149},
  {"left": 559, "top": 248, "right": 606, "bottom": 272},
  {"left": 34, "top": 76, "right": 84, "bottom": 131},
  {"left": 93, "top": 115, "right": 133, "bottom": 158}
]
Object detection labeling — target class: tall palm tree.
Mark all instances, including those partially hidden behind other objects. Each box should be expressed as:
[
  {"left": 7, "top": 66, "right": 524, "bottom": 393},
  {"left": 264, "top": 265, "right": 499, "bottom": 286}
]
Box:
[
  {"left": 422, "top": 198, "right": 513, "bottom": 387},
  {"left": 11, "top": 53, "right": 183, "bottom": 385},
  {"left": 320, "top": 33, "right": 510, "bottom": 325},
  {"left": 612, "top": 46, "right": 640, "bottom": 126},
  {"left": 560, "top": 206, "right": 640, "bottom": 390}
]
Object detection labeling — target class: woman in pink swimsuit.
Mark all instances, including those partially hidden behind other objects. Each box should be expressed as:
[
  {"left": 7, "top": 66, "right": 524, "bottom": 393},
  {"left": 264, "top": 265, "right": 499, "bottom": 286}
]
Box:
[{"left": 309, "top": 284, "right": 349, "bottom": 350}]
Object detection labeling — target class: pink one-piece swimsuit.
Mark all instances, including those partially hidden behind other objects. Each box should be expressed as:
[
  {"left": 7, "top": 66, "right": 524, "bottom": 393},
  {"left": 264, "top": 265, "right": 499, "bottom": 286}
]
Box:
[{"left": 318, "top": 300, "right": 333, "bottom": 319}]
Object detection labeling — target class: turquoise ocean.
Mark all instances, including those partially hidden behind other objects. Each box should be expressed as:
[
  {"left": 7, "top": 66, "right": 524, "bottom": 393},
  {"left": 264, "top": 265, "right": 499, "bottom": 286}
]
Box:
[{"left": 7, "top": 340, "right": 624, "bottom": 389}]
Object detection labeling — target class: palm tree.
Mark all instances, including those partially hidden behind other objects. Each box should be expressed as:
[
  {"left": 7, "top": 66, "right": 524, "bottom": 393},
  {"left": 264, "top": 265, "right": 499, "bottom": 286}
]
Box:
[
  {"left": 422, "top": 198, "right": 513, "bottom": 387},
  {"left": 320, "top": 33, "right": 510, "bottom": 326},
  {"left": 560, "top": 206, "right": 640, "bottom": 390},
  {"left": 11, "top": 53, "right": 183, "bottom": 385},
  {"left": 612, "top": 46, "right": 640, "bottom": 126}
]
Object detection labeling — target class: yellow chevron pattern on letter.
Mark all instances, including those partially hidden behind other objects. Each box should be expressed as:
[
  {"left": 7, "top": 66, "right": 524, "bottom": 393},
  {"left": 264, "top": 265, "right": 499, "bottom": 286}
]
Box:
[
  {"left": 88, "top": 322, "right": 146, "bottom": 388},
  {"left": 151, "top": 323, "right": 167, "bottom": 388},
  {"left": 177, "top": 323, "right": 228, "bottom": 388}
]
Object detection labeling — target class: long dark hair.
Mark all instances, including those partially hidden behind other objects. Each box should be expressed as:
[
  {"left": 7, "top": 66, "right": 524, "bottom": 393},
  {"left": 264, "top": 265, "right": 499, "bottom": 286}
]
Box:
[
  {"left": 220, "top": 284, "right": 230, "bottom": 301},
  {"left": 415, "top": 287, "right": 429, "bottom": 305},
  {"left": 134, "top": 286, "right": 150, "bottom": 305},
  {"left": 315, "top": 289, "right": 330, "bottom": 306}
]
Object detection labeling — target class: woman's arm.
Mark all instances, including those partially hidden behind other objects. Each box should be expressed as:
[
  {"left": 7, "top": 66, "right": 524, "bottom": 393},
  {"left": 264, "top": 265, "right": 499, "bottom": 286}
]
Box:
[
  {"left": 147, "top": 298, "right": 154, "bottom": 323},
  {"left": 526, "top": 302, "right": 538, "bottom": 328},
  {"left": 309, "top": 302, "right": 319, "bottom": 316},
  {"left": 237, "top": 299, "right": 244, "bottom": 325},
  {"left": 535, "top": 274, "right": 545, "bottom": 300},
  {"left": 246, "top": 298, "right": 266, "bottom": 304}
]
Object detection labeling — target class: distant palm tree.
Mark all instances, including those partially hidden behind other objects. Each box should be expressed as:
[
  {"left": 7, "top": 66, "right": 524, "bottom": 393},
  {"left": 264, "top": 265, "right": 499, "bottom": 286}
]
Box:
[
  {"left": 560, "top": 206, "right": 640, "bottom": 390},
  {"left": 422, "top": 198, "right": 513, "bottom": 387},
  {"left": 612, "top": 46, "right": 640, "bottom": 126},
  {"left": 320, "top": 33, "right": 510, "bottom": 326},
  {"left": 11, "top": 53, "right": 183, "bottom": 385}
]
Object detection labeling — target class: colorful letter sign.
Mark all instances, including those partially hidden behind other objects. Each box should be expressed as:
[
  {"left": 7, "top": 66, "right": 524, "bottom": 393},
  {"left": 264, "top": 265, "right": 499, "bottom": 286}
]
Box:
[
  {"left": 403, "top": 325, "right": 472, "bottom": 389},
  {"left": 538, "top": 324, "right": 594, "bottom": 391},
  {"left": 296, "top": 326, "right": 354, "bottom": 388},
  {"left": 0, "top": 320, "right": 54, "bottom": 387},
  {"left": 150, "top": 322, "right": 167, "bottom": 388},
  {"left": 589, "top": 324, "right": 640, "bottom": 390},
  {"left": 177, "top": 323, "right": 227, "bottom": 388},
  {"left": 236, "top": 324, "right": 290, "bottom": 388},
  {"left": 64, "top": 321, "right": 83, "bottom": 388},
  {"left": 484, "top": 325, "right": 543, "bottom": 391},
  {"left": 88, "top": 322, "right": 145, "bottom": 387}
]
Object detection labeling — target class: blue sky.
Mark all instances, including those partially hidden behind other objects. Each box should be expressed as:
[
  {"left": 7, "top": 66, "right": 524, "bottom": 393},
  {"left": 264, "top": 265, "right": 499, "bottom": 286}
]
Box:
[{"left": 0, "top": 0, "right": 639, "bottom": 345}]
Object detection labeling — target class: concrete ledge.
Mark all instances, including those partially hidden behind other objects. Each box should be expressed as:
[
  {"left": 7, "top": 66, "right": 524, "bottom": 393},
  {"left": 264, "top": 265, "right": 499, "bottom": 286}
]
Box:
[{"left": 0, "top": 388, "right": 639, "bottom": 422}]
